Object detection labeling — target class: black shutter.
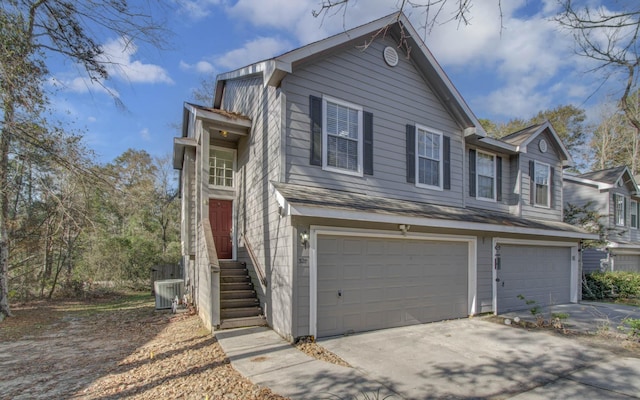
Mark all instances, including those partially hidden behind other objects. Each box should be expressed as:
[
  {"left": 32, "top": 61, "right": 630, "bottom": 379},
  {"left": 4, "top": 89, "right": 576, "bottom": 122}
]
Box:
[
  {"left": 614, "top": 194, "right": 619, "bottom": 225},
  {"left": 469, "top": 149, "right": 476, "bottom": 197},
  {"left": 406, "top": 124, "right": 415, "bottom": 183},
  {"left": 309, "top": 95, "right": 322, "bottom": 166},
  {"left": 529, "top": 161, "right": 536, "bottom": 205},
  {"left": 496, "top": 156, "right": 502, "bottom": 202},
  {"left": 363, "top": 111, "right": 373, "bottom": 175},
  {"left": 550, "top": 167, "right": 555, "bottom": 208},
  {"left": 443, "top": 136, "right": 451, "bottom": 190},
  {"left": 625, "top": 196, "right": 628, "bottom": 226}
]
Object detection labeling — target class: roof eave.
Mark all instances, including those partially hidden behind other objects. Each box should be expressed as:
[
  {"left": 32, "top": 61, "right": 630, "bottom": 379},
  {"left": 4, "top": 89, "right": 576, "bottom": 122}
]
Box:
[{"left": 286, "top": 202, "right": 596, "bottom": 240}]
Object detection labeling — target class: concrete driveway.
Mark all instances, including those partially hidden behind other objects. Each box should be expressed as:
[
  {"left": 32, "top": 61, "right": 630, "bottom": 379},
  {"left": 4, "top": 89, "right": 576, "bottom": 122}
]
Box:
[
  {"left": 218, "top": 302, "right": 640, "bottom": 399},
  {"left": 319, "top": 316, "right": 640, "bottom": 399}
]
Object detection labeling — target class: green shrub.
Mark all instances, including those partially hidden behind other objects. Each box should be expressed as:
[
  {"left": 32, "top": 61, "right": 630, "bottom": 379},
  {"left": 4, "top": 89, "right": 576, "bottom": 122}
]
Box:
[{"left": 583, "top": 271, "right": 640, "bottom": 300}]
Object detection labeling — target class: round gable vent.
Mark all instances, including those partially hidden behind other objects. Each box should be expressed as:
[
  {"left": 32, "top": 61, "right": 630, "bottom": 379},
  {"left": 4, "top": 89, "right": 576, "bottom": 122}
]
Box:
[{"left": 383, "top": 46, "right": 399, "bottom": 67}]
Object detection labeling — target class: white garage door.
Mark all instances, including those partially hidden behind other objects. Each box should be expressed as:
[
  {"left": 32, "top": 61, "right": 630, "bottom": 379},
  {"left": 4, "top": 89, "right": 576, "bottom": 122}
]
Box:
[
  {"left": 317, "top": 235, "right": 469, "bottom": 338},
  {"left": 496, "top": 244, "right": 571, "bottom": 313}
]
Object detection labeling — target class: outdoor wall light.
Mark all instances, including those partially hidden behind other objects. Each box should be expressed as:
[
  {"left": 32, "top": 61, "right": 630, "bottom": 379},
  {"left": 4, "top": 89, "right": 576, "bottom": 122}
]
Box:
[
  {"left": 300, "top": 231, "right": 309, "bottom": 248},
  {"left": 398, "top": 224, "right": 410, "bottom": 235}
]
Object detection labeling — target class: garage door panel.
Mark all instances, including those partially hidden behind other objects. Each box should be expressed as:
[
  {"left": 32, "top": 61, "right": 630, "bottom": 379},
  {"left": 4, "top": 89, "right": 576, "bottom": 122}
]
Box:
[
  {"left": 317, "top": 236, "right": 469, "bottom": 337},
  {"left": 497, "top": 245, "right": 571, "bottom": 313}
]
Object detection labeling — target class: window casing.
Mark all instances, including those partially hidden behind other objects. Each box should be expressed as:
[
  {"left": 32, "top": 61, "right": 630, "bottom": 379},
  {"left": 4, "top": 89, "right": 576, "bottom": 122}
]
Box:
[
  {"left": 631, "top": 199, "right": 638, "bottom": 229},
  {"left": 322, "top": 96, "right": 363, "bottom": 176},
  {"left": 209, "top": 147, "right": 235, "bottom": 188},
  {"left": 476, "top": 151, "right": 495, "bottom": 201},
  {"left": 416, "top": 125, "right": 443, "bottom": 190},
  {"left": 534, "top": 161, "right": 550, "bottom": 207},
  {"left": 615, "top": 194, "right": 626, "bottom": 226}
]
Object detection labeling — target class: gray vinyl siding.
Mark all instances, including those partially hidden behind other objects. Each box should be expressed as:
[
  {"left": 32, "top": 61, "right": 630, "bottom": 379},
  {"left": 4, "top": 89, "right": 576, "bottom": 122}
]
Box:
[
  {"left": 223, "top": 77, "right": 295, "bottom": 340},
  {"left": 282, "top": 37, "right": 464, "bottom": 208},
  {"left": 520, "top": 131, "right": 563, "bottom": 221},
  {"left": 476, "top": 236, "right": 494, "bottom": 313},
  {"left": 582, "top": 248, "right": 607, "bottom": 274}
]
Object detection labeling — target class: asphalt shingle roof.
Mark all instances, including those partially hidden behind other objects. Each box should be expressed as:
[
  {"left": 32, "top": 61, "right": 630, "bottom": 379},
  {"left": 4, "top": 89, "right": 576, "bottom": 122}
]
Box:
[{"left": 273, "top": 182, "right": 591, "bottom": 236}]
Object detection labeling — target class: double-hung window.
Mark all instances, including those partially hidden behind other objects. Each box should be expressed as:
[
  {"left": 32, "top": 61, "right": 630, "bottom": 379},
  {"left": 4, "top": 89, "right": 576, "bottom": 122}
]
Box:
[
  {"left": 631, "top": 199, "right": 638, "bottom": 229},
  {"left": 323, "top": 97, "right": 363, "bottom": 175},
  {"left": 476, "top": 151, "right": 495, "bottom": 201},
  {"left": 615, "top": 194, "right": 627, "bottom": 226},
  {"left": 534, "top": 161, "right": 550, "bottom": 207},
  {"left": 416, "top": 125, "right": 442, "bottom": 189},
  {"left": 209, "top": 147, "right": 235, "bottom": 188}
]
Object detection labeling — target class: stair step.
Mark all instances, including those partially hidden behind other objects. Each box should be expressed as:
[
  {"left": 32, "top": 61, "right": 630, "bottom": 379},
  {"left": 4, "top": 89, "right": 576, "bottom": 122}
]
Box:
[
  {"left": 220, "top": 268, "right": 248, "bottom": 277},
  {"left": 220, "top": 282, "right": 254, "bottom": 291},
  {"left": 220, "top": 275, "right": 252, "bottom": 284},
  {"left": 219, "top": 315, "right": 267, "bottom": 330},
  {"left": 219, "top": 261, "right": 246, "bottom": 270},
  {"left": 221, "top": 290, "right": 257, "bottom": 300},
  {"left": 221, "top": 298, "right": 260, "bottom": 308},
  {"left": 221, "top": 306, "right": 263, "bottom": 319}
]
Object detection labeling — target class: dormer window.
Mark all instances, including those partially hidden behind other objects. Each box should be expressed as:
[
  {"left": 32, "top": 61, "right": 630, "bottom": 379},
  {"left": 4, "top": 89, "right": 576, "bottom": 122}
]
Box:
[
  {"left": 534, "top": 161, "right": 550, "bottom": 208},
  {"left": 615, "top": 194, "right": 627, "bottom": 226},
  {"left": 476, "top": 151, "right": 496, "bottom": 201}
]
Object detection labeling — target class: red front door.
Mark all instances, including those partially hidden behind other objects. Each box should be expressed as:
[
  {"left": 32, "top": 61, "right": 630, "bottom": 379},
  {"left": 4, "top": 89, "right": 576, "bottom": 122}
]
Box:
[{"left": 209, "top": 199, "right": 233, "bottom": 259}]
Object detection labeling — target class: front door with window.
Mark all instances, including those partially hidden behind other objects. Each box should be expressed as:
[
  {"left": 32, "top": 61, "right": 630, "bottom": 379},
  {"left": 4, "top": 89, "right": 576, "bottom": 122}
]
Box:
[{"left": 209, "top": 200, "right": 233, "bottom": 259}]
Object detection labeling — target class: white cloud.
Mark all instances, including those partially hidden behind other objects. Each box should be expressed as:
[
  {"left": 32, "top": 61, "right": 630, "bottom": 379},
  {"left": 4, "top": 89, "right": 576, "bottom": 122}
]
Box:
[
  {"left": 140, "top": 128, "right": 151, "bottom": 141},
  {"left": 180, "top": 60, "right": 215, "bottom": 74},
  {"left": 48, "top": 76, "right": 119, "bottom": 97},
  {"left": 175, "top": 0, "right": 220, "bottom": 19},
  {"left": 215, "top": 37, "right": 293, "bottom": 70},
  {"left": 87, "top": 116, "right": 97, "bottom": 123},
  {"left": 99, "top": 37, "right": 174, "bottom": 84}
]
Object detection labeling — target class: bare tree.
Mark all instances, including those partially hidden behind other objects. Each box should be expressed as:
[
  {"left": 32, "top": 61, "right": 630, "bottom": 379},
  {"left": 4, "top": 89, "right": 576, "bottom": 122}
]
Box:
[
  {"left": 0, "top": 0, "right": 169, "bottom": 320},
  {"left": 556, "top": 1, "right": 640, "bottom": 173}
]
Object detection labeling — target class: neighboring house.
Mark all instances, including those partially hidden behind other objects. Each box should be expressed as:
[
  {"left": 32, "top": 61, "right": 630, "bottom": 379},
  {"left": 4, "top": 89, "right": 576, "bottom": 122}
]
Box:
[
  {"left": 173, "top": 12, "right": 596, "bottom": 341},
  {"left": 564, "top": 166, "right": 640, "bottom": 273}
]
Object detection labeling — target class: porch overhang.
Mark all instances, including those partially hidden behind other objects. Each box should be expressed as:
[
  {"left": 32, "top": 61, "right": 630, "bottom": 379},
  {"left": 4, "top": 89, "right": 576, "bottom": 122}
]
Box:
[
  {"left": 173, "top": 102, "right": 252, "bottom": 170},
  {"left": 270, "top": 181, "right": 598, "bottom": 241}
]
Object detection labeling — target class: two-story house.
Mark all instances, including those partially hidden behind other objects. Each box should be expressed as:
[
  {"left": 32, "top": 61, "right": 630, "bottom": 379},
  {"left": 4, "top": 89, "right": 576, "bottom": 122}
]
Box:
[
  {"left": 564, "top": 166, "right": 640, "bottom": 273},
  {"left": 173, "top": 13, "right": 596, "bottom": 341}
]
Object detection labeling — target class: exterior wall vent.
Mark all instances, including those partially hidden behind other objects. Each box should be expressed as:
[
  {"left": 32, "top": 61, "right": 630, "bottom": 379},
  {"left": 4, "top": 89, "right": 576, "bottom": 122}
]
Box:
[
  {"left": 383, "top": 46, "right": 399, "bottom": 67},
  {"left": 154, "top": 279, "right": 184, "bottom": 309}
]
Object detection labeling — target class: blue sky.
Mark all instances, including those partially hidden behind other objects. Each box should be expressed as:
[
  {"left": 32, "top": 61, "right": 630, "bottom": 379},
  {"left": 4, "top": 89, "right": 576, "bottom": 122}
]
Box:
[{"left": 47, "top": 0, "right": 616, "bottom": 164}]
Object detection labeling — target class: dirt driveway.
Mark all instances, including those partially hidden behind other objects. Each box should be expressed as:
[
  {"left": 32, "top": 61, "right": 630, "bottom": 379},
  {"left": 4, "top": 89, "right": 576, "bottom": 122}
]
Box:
[{"left": 0, "top": 293, "right": 286, "bottom": 400}]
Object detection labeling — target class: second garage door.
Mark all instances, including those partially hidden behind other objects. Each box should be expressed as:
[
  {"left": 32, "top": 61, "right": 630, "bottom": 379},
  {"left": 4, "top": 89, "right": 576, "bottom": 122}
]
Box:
[
  {"left": 317, "top": 235, "right": 469, "bottom": 338},
  {"left": 614, "top": 254, "right": 640, "bottom": 273},
  {"left": 496, "top": 244, "right": 571, "bottom": 313}
]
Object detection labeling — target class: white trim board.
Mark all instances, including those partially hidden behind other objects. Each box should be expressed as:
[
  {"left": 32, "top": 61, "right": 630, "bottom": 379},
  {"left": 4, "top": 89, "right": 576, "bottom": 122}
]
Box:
[{"left": 308, "top": 226, "right": 477, "bottom": 338}]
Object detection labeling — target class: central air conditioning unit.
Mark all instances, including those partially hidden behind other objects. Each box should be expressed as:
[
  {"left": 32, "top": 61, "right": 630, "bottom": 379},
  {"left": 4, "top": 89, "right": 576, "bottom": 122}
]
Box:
[{"left": 154, "top": 279, "right": 184, "bottom": 309}]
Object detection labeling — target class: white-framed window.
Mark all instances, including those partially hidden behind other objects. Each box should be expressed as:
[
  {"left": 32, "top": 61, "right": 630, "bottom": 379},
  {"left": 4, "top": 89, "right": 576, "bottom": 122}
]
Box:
[
  {"left": 631, "top": 199, "right": 638, "bottom": 229},
  {"left": 322, "top": 96, "right": 363, "bottom": 176},
  {"left": 615, "top": 194, "right": 627, "bottom": 226},
  {"left": 209, "top": 147, "right": 235, "bottom": 188},
  {"left": 416, "top": 124, "right": 443, "bottom": 190},
  {"left": 476, "top": 151, "right": 495, "bottom": 201},
  {"left": 534, "top": 161, "right": 550, "bottom": 207}
]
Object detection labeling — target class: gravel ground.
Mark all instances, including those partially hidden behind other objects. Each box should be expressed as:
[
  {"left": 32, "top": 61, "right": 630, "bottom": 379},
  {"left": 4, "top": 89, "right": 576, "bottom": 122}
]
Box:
[{"left": 0, "top": 294, "right": 288, "bottom": 399}]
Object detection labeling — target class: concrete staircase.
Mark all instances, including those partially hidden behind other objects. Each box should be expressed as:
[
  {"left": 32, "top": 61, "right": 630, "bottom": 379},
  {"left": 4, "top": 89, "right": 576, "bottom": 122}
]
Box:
[{"left": 219, "top": 261, "right": 267, "bottom": 330}]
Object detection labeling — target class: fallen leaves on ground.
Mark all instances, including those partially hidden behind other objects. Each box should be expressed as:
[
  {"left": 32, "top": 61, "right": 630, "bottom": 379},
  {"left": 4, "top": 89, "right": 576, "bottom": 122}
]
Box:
[{"left": 0, "top": 293, "right": 288, "bottom": 400}]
